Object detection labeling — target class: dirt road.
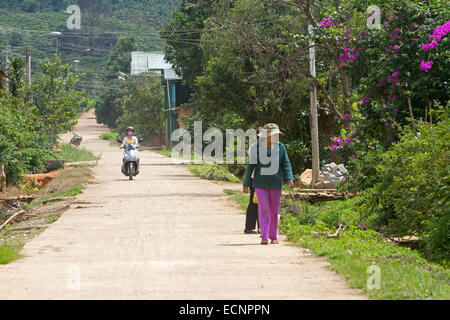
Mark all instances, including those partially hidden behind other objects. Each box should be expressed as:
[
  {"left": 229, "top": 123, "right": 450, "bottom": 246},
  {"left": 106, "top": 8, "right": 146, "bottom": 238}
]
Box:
[{"left": 0, "top": 111, "right": 364, "bottom": 299}]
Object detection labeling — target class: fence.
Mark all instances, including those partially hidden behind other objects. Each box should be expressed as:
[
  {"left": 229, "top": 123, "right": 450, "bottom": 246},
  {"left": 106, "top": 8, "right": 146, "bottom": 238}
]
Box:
[{"left": 318, "top": 135, "right": 353, "bottom": 167}]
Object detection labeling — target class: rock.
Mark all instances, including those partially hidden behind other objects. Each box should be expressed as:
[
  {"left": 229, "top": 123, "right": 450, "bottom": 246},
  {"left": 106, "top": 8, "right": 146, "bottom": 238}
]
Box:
[
  {"left": 338, "top": 166, "right": 348, "bottom": 175},
  {"left": 327, "top": 162, "right": 337, "bottom": 169},
  {"left": 300, "top": 169, "right": 312, "bottom": 185},
  {"left": 324, "top": 172, "right": 337, "bottom": 180}
]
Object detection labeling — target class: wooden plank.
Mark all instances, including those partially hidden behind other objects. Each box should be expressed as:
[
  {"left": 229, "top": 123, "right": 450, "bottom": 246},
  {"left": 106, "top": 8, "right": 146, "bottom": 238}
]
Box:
[{"left": 0, "top": 210, "right": 25, "bottom": 231}]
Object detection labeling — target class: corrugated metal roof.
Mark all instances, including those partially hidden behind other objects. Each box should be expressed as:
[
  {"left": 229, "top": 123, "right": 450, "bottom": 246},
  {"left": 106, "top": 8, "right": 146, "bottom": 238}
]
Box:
[
  {"left": 131, "top": 52, "right": 181, "bottom": 79},
  {"left": 147, "top": 52, "right": 172, "bottom": 70},
  {"left": 131, "top": 52, "right": 150, "bottom": 75},
  {"left": 164, "top": 69, "right": 181, "bottom": 80}
]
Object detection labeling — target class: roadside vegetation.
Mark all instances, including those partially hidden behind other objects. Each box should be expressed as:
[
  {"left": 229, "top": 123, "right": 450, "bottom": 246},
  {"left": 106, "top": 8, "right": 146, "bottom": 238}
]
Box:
[
  {"left": 1, "top": 167, "right": 93, "bottom": 264},
  {"left": 99, "top": 132, "right": 119, "bottom": 141},
  {"left": 0, "top": 56, "right": 91, "bottom": 185},
  {"left": 280, "top": 202, "right": 450, "bottom": 300},
  {"left": 0, "top": 243, "right": 23, "bottom": 265},
  {"left": 51, "top": 144, "right": 99, "bottom": 163},
  {"left": 188, "top": 163, "right": 241, "bottom": 183},
  {"left": 26, "top": 167, "right": 92, "bottom": 208}
]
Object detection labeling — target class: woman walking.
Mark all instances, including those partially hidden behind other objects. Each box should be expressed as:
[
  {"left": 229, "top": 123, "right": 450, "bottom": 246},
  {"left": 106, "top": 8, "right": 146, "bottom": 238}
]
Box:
[{"left": 243, "top": 123, "right": 294, "bottom": 244}]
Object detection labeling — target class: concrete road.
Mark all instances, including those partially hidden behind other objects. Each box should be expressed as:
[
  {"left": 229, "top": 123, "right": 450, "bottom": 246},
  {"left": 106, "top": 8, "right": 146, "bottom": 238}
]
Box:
[{"left": 0, "top": 111, "right": 365, "bottom": 299}]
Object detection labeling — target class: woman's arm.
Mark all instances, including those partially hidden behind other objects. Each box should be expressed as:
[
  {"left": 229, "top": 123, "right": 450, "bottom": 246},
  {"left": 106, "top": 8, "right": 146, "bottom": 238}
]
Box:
[{"left": 281, "top": 144, "right": 294, "bottom": 182}]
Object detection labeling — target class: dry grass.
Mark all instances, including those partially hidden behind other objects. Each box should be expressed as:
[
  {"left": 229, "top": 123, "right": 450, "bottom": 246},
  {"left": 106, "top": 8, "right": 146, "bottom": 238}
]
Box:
[{"left": 44, "top": 167, "right": 93, "bottom": 195}]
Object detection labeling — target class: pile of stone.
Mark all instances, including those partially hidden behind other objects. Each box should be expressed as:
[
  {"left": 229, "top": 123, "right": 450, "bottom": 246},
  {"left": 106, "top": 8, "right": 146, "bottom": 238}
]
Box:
[
  {"left": 314, "top": 162, "right": 348, "bottom": 189},
  {"left": 298, "top": 163, "right": 349, "bottom": 189}
]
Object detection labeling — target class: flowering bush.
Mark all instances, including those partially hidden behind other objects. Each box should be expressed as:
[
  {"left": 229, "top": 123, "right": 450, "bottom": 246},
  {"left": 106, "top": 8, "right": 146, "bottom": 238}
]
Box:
[{"left": 350, "top": 2, "right": 449, "bottom": 147}]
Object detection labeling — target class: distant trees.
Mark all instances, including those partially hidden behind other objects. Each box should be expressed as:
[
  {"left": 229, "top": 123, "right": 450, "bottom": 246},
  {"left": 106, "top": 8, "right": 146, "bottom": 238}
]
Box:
[
  {"left": 96, "top": 73, "right": 166, "bottom": 143},
  {"left": 77, "top": 0, "right": 112, "bottom": 53},
  {"left": 116, "top": 73, "right": 166, "bottom": 141},
  {"left": 107, "top": 36, "right": 138, "bottom": 74}
]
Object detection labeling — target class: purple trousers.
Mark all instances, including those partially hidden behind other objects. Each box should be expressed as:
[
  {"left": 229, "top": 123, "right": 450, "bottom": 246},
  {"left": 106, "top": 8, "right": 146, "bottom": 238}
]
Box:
[{"left": 255, "top": 188, "right": 282, "bottom": 241}]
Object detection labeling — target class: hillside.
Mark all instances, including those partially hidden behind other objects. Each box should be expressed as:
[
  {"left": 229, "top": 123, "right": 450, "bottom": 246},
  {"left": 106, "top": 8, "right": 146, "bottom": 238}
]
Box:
[{"left": 0, "top": 0, "right": 181, "bottom": 94}]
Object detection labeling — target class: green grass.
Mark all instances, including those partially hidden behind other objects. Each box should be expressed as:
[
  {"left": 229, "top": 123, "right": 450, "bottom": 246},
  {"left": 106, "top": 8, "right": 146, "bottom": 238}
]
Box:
[
  {"left": 100, "top": 132, "right": 119, "bottom": 141},
  {"left": 44, "top": 212, "right": 63, "bottom": 225},
  {"left": 52, "top": 144, "right": 99, "bottom": 162},
  {"left": 223, "top": 189, "right": 249, "bottom": 211},
  {"left": 0, "top": 243, "right": 23, "bottom": 264},
  {"left": 189, "top": 163, "right": 241, "bottom": 183},
  {"left": 26, "top": 184, "right": 84, "bottom": 209},
  {"left": 280, "top": 216, "right": 450, "bottom": 299},
  {"left": 154, "top": 147, "right": 175, "bottom": 158},
  {"left": 224, "top": 190, "right": 450, "bottom": 299}
]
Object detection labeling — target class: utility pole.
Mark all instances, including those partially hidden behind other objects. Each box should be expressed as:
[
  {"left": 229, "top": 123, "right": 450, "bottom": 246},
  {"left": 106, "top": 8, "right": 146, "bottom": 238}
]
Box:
[
  {"left": 4, "top": 43, "right": 10, "bottom": 88},
  {"left": 309, "top": 23, "right": 320, "bottom": 186},
  {"left": 25, "top": 46, "right": 31, "bottom": 86},
  {"left": 49, "top": 32, "right": 62, "bottom": 56}
]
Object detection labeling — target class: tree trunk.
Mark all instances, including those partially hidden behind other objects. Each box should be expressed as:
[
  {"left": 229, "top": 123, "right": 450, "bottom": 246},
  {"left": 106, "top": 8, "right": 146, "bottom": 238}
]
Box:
[{"left": 0, "top": 163, "right": 6, "bottom": 192}]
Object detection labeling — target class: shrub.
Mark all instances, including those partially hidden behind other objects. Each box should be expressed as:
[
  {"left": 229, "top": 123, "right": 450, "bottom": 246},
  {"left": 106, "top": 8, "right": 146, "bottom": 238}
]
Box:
[
  {"left": 359, "top": 110, "right": 450, "bottom": 263},
  {"left": 0, "top": 94, "right": 51, "bottom": 183}
]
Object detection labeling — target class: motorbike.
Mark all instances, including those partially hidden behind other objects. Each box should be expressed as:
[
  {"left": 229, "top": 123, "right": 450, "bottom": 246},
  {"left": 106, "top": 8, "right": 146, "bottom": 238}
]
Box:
[
  {"left": 120, "top": 144, "right": 140, "bottom": 180},
  {"left": 70, "top": 132, "right": 82, "bottom": 147}
]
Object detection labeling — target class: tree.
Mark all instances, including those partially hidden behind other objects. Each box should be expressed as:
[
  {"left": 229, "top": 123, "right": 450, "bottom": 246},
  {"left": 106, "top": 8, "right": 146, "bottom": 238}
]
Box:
[
  {"left": 8, "top": 57, "right": 25, "bottom": 98},
  {"left": 96, "top": 80, "right": 125, "bottom": 128},
  {"left": 107, "top": 36, "right": 138, "bottom": 74},
  {"left": 161, "top": 0, "right": 213, "bottom": 86},
  {"left": 31, "top": 56, "right": 89, "bottom": 143},
  {"left": 116, "top": 73, "right": 166, "bottom": 143},
  {"left": 77, "top": 0, "right": 112, "bottom": 53}
]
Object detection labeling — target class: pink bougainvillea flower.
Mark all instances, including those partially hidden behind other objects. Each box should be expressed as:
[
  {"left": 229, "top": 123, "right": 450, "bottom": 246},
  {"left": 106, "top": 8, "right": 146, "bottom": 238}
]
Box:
[
  {"left": 319, "top": 16, "right": 335, "bottom": 28},
  {"left": 361, "top": 97, "right": 371, "bottom": 104},
  {"left": 422, "top": 21, "right": 450, "bottom": 51},
  {"left": 420, "top": 60, "right": 433, "bottom": 72}
]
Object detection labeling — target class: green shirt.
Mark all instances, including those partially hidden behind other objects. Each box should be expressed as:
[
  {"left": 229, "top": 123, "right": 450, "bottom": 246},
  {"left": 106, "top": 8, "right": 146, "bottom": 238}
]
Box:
[{"left": 243, "top": 141, "right": 294, "bottom": 189}]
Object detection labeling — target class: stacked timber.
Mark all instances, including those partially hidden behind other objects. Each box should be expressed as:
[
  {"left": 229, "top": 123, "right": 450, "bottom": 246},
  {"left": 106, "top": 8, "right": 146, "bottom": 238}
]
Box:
[{"left": 283, "top": 189, "right": 356, "bottom": 203}]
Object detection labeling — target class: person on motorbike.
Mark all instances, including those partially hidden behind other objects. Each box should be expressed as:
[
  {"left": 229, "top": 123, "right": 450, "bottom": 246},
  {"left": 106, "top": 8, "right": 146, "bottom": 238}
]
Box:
[{"left": 121, "top": 126, "right": 140, "bottom": 175}]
